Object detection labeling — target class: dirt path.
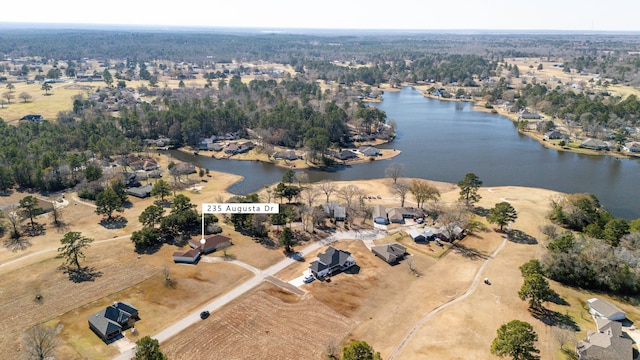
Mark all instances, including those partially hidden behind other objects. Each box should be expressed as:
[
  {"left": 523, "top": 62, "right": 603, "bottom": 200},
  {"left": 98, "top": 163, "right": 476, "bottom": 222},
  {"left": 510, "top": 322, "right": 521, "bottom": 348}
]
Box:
[{"left": 387, "top": 234, "right": 509, "bottom": 360}]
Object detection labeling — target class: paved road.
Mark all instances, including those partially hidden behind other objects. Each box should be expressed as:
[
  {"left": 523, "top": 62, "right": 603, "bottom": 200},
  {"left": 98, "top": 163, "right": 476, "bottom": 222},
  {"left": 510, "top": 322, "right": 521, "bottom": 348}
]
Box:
[
  {"left": 387, "top": 235, "right": 509, "bottom": 360},
  {"left": 113, "top": 229, "right": 384, "bottom": 359}
]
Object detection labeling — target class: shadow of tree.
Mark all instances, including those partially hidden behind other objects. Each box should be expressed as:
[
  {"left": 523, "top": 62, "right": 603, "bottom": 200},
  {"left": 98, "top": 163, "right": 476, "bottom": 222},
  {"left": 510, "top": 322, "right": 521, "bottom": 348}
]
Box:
[
  {"left": 531, "top": 307, "right": 580, "bottom": 331},
  {"left": 471, "top": 206, "right": 490, "bottom": 217},
  {"left": 508, "top": 229, "right": 538, "bottom": 245},
  {"left": 451, "top": 243, "right": 489, "bottom": 260},
  {"left": 22, "top": 223, "right": 45, "bottom": 237},
  {"left": 134, "top": 242, "right": 163, "bottom": 255},
  {"left": 64, "top": 266, "right": 103, "bottom": 283},
  {"left": 100, "top": 216, "right": 128, "bottom": 229},
  {"left": 3, "top": 236, "right": 32, "bottom": 252},
  {"left": 549, "top": 290, "right": 570, "bottom": 306}
]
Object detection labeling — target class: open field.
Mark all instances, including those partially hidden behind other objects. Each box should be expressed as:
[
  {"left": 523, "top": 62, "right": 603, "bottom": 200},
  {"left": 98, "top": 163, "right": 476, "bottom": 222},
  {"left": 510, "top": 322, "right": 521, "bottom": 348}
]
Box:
[
  {"left": 163, "top": 283, "right": 355, "bottom": 360},
  {"left": 52, "top": 257, "right": 253, "bottom": 360}
]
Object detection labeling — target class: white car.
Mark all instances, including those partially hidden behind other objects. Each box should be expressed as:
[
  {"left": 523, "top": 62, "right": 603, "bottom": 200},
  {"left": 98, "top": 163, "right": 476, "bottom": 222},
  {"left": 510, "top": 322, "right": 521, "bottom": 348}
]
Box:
[{"left": 303, "top": 274, "right": 315, "bottom": 283}]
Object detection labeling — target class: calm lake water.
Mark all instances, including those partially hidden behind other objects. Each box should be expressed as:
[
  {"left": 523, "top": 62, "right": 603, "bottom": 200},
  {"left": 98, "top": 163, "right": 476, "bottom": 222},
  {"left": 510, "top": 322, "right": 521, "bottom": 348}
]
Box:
[{"left": 168, "top": 87, "right": 640, "bottom": 219}]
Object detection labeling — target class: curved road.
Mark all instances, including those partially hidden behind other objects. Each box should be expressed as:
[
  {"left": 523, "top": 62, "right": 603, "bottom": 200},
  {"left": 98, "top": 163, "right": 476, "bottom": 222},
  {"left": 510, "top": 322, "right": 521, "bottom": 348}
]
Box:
[{"left": 387, "top": 235, "right": 509, "bottom": 360}]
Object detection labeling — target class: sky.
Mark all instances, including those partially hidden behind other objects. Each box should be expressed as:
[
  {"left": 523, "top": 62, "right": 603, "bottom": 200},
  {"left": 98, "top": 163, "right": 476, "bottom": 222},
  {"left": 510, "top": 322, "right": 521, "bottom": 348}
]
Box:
[{"left": 1, "top": 0, "right": 639, "bottom": 32}]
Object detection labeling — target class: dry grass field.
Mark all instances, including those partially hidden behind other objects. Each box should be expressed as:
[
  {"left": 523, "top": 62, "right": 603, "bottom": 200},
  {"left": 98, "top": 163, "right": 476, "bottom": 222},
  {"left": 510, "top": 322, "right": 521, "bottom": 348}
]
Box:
[{"left": 163, "top": 283, "right": 355, "bottom": 360}]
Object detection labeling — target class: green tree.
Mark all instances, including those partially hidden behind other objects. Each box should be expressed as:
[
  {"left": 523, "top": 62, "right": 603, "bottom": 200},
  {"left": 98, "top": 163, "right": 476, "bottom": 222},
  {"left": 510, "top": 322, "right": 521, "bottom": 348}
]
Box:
[
  {"left": 341, "top": 340, "right": 381, "bottom": 360},
  {"left": 41, "top": 82, "right": 52, "bottom": 95},
  {"left": 518, "top": 273, "right": 553, "bottom": 310},
  {"left": 519, "top": 259, "right": 544, "bottom": 277},
  {"left": 282, "top": 169, "right": 295, "bottom": 184},
  {"left": 57, "top": 231, "right": 93, "bottom": 270},
  {"left": 457, "top": 173, "right": 482, "bottom": 206},
  {"left": 6, "top": 83, "right": 15, "bottom": 93},
  {"left": 491, "top": 320, "right": 540, "bottom": 360},
  {"left": 103, "top": 69, "right": 113, "bottom": 87},
  {"left": 487, "top": 202, "right": 517, "bottom": 232},
  {"left": 133, "top": 336, "right": 167, "bottom": 360},
  {"left": 139, "top": 205, "right": 165, "bottom": 228},
  {"left": 151, "top": 179, "right": 172, "bottom": 201},
  {"left": 547, "top": 232, "right": 575, "bottom": 253},
  {"left": 603, "top": 218, "right": 630, "bottom": 247},
  {"left": 0, "top": 165, "right": 14, "bottom": 193},
  {"left": 131, "top": 227, "right": 161, "bottom": 252},
  {"left": 95, "top": 187, "right": 124, "bottom": 220},
  {"left": 279, "top": 227, "right": 296, "bottom": 253},
  {"left": 19, "top": 195, "right": 42, "bottom": 227},
  {"left": 84, "top": 164, "right": 103, "bottom": 182}
]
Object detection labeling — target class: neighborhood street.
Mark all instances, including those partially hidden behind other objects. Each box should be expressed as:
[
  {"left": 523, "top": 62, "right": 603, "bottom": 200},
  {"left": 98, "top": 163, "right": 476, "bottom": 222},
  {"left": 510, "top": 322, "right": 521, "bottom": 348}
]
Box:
[{"left": 113, "top": 229, "right": 385, "bottom": 360}]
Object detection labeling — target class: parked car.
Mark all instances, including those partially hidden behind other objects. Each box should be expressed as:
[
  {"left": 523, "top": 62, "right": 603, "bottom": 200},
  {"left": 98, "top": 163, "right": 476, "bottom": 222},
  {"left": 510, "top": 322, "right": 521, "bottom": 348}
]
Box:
[
  {"left": 303, "top": 275, "right": 315, "bottom": 283},
  {"left": 200, "top": 310, "right": 210, "bottom": 320}
]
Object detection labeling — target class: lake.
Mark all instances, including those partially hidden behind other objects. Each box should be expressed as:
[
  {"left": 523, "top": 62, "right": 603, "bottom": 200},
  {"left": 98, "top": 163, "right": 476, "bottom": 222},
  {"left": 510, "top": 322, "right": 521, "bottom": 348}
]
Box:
[{"left": 168, "top": 87, "right": 640, "bottom": 219}]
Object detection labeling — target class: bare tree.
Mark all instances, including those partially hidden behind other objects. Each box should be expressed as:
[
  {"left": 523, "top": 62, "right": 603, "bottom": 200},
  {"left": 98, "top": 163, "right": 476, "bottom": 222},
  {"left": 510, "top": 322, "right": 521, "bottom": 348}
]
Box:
[
  {"left": 385, "top": 163, "right": 405, "bottom": 184},
  {"left": 49, "top": 203, "right": 64, "bottom": 228},
  {"left": 319, "top": 180, "right": 336, "bottom": 204},
  {"left": 410, "top": 179, "right": 441, "bottom": 208},
  {"left": 301, "top": 186, "right": 320, "bottom": 209},
  {"left": 438, "top": 205, "right": 469, "bottom": 241},
  {"left": 163, "top": 266, "right": 177, "bottom": 288},
  {"left": 23, "top": 324, "right": 58, "bottom": 360},
  {"left": 391, "top": 180, "right": 411, "bottom": 207},
  {"left": 337, "top": 185, "right": 362, "bottom": 211},
  {"left": 553, "top": 325, "right": 575, "bottom": 351},
  {"left": 5, "top": 205, "right": 23, "bottom": 240},
  {"left": 294, "top": 172, "right": 309, "bottom": 187}
]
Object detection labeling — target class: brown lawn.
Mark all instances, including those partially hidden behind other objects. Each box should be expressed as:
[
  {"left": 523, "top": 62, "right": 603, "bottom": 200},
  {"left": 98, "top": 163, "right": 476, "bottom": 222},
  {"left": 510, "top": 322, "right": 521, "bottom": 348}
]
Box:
[{"left": 163, "top": 283, "right": 355, "bottom": 360}]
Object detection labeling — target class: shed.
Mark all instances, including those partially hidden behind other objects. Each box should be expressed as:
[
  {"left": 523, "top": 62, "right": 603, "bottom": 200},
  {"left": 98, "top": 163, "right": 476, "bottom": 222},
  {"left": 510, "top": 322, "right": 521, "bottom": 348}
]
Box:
[
  {"left": 189, "top": 234, "right": 232, "bottom": 254},
  {"left": 172, "top": 248, "right": 201, "bottom": 264}
]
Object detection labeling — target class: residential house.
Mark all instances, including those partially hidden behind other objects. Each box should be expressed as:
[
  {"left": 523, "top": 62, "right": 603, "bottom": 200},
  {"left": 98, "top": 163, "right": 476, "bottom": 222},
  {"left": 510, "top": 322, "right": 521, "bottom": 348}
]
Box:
[
  {"left": 309, "top": 246, "right": 356, "bottom": 278},
  {"left": 335, "top": 150, "right": 358, "bottom": 161},
  {"left": 88, "top": 302, "right": 139, "bottom": 341},
  {"left": 189, "top": 234, "right": 232, "bottom": 254},
  {"left": 436, "top": 225, "right": 465, "bottom": 242},
  {"left": 172, "top": 248, "right": 201, "bottom": 264},
  {"left": 518, "top": 109, "right": 541, "bottom": 119},
  {"left": 199, "top": 136, "right": 217, "bottom": 150},
  {"left": 322, "top": 202, "right": 346, "bottom": 221},
  {"left": 359, "top": 146, "right": 381, "bottom": 157},
  {"left": 408, "top": 228, "right": 428, "bottom": 242},
  {"left": 576, "top": 317, "right": 633, "bottom": 359},
  {"left": 371, "top": 243, "right": 407, "bottom": 264},
  {"left": 126, "top": 184, "right": 152, "bottom": 198},
  {"left": 623, "top": 141, "right": 640, "bottom": 153},
  {"left": 587, "top": 298, "right": 626, "bottom": 321},
  {"left": 20, "top": 114, "right": 45, "bottom": 122},
  {"left": 273, "top": 150, "right": 299, "bottom": 161},
  {"left": 225, "top": 143, "right": 240, "bottom": 154},
  {"left": 544, "top": 130, "right": 565, "bottom": 140},
  {"left": 372, "top": 205, "right": 389, "bottom": 225},
  {"left": 387, "top": 207, "right": 424, "bottom": 224},
  {"left": 580, "top": 138, "right": 610, "bottom": 151},
  {"left": 142, "top": 159, "right": 159, "bottom": 171}
]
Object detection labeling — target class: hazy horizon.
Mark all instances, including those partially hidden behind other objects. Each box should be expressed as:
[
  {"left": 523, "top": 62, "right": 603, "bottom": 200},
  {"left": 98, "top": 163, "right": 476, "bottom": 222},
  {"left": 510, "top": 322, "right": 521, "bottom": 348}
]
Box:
[{"left": 1, "top": 0, "right": 639, "bottom": 32}]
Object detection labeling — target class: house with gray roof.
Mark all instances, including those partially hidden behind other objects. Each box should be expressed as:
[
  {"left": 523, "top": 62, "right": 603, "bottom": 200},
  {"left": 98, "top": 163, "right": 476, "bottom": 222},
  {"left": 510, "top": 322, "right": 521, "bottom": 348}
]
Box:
[
  {"left": 544, "top": 130, "right": 565, "bottom": 140},
  {"left": 580, "top": 138, "right": 610, "bottom": 150},
  {"left": 623, "top": 141, "right": 640, "bottom": 153},
  {"left": 322, "top": 202, "right": 346, "bottom": 221},
  {"left": 372, "top": 205, "right": 389, "bottom": 225},
  {"left": 371, "top": 243, "right": 407, "bottom": 264},
  {"left": 309, "top": 246, "right": 356, "bottom": 278},
  {"left": 587, "top": 298, "right": 626, "bottom": 321},
  {"left": 88, "top": 301, "right": 139, "bottom": 342},
  {"left": 576, "top": 316, "right": 633, "bottom": 359},
  {"left": 126, "top": 184, "right": 152, "bottom": 198},
  {"left": 359, "top": 146, "right": 381, "bottom": 157},
  {"left": 273, "top": 150, "right": 299, "bottom": 161}
]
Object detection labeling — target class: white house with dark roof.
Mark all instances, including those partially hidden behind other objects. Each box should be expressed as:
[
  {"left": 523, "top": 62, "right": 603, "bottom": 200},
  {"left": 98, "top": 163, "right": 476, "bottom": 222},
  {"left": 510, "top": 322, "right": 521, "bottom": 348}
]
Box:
[{"left": 309, "top": 246, "right": 356, "bottom": 278}]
